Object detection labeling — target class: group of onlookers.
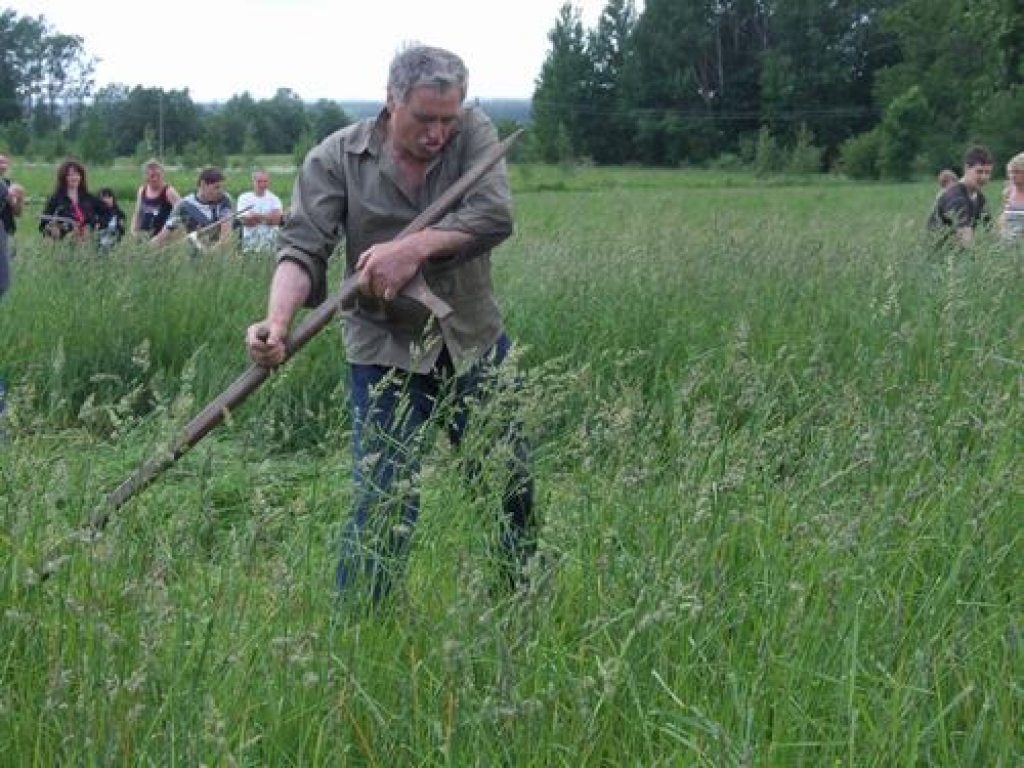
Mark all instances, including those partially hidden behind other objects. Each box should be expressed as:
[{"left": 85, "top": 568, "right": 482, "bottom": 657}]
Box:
[
  {"left": 143, "top": 164, "right": 283, "bottom": 255},
  {"left": 0, "top": 154, "right": 284, "bottom": 264},
  {"left": 928, "top": 144, "right": 1024, "bottom": 247},
  {"left": 0, "top": 154, "right": 286, "bottom": 424}
]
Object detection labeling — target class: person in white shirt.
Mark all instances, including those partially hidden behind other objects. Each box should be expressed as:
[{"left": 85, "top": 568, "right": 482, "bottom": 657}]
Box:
[{"left": 237, "top": 169, "right": 283, "bottom": 254}]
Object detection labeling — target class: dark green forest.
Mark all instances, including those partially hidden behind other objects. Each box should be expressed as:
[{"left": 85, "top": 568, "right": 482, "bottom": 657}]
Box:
[
  {"left": 534, "top": 0, "right": 1022, "bottom": 176},
  {"left": 2, "top": 1, "right": 1022, "bottom": 176}
]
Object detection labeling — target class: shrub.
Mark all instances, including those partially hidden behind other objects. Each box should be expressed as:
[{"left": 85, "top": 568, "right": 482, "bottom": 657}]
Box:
[
  {"left": 30, "top": 130, "right": 69, "bottom": 162},
  {"left": 292, "top": 128, "right": 315, "bottom": 169},
  {"left": 754, "top": 126, "right": 784, "bottom": 175},
  {"left": 787, "top": 124, "right": 824, "bottom": 174},
  {"left": 0, "top": 121, "right": 31, "bottom": 155},
  {"left": 840, "top": 128, "right": 881, "bottom": 180},
  {"left": 711, "top": 152, "right": 745, "bottom": 171},
  {"left": 878, "top": 86, "right": 932, "bottom": 181},
  {"left": 181, "top": 139, "right": 226, "bottom": 172},
  {"left": 77, "top": 114, "right": 115, "bottom": 166},
  {"left": 133, "top": 127, "right": 157, "bottom": 166},
  {"left": 737, "top": 133, "right": 757, "bottom": 164}
]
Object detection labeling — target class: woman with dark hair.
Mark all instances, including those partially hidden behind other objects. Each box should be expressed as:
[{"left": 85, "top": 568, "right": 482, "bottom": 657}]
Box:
[{"left": 39, "top": 158, "right": 99, "bottom": 241}]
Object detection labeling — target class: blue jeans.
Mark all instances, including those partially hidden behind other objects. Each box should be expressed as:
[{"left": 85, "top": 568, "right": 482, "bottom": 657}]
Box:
[{"left": 337, "top": 333, "right": 535, "bottom": 603}]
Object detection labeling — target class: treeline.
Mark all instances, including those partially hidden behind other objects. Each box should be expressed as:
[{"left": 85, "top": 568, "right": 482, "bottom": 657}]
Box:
[
  {"left": 0, "top": 9, "right": 352, "bottom": 167},
  {"left": 532, "top": 0, "right": 1023, "bottom": 176},
  {"left": 3, "top": 3, "right": 1022, "bottom": 177},
  {"left": 0, "top": 9, "right": 530, "bottom": 169}
]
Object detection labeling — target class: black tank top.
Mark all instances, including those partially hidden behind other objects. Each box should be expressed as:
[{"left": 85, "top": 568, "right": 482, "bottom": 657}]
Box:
[{"left": 138, "top": 185, "right": 172, "bottom": 235}]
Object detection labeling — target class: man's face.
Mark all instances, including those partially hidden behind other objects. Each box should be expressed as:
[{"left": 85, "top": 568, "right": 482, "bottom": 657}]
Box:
[
  {"left": 198, "top": 180, "right": 223, "bottom": 203},
  {"left": 387, "top": 85, "right": 462, "bottom": 162},
  {"left": 253, "top": 173, "right": 270, "bottom": 194},
  {"left": 963, "top": 163, "right": 993, "bottom": 190}
]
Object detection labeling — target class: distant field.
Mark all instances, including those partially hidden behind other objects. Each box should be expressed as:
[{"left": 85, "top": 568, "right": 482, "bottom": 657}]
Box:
[{"left": 1, "top": 168, "right": 1019, "bottom": 766}]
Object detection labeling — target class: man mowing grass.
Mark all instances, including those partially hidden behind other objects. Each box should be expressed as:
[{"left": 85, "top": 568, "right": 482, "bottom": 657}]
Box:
[{"left": 246, "top": 44, "right": 536, "bottom": 609}]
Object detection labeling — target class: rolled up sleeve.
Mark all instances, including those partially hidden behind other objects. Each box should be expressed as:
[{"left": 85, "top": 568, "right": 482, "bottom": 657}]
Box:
[{"left": 277, "top": 137, "right": 349, "bottom": 307}]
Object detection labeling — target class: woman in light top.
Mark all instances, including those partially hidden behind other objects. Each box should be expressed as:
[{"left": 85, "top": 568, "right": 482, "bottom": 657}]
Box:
[{"left": 999, "top": 152, "right": 1024, "bottom": 243}]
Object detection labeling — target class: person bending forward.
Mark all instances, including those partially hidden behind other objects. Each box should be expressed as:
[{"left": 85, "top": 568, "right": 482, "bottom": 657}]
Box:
[{"left": 246, "top": 44, "right": 535, "bottom": 606}]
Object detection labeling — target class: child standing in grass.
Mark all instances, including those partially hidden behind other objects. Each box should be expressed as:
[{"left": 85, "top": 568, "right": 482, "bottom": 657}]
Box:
[
  {"left": 936, "top": 168, "right": 958, "bottom": 194},
  {"left": 95, "top": 187, "right": 127, "bottom": 252}
]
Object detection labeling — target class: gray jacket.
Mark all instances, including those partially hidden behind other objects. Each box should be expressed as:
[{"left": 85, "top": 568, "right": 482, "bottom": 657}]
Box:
[{"left": 277, "top": 106, "right": 514, "bottom": 373}]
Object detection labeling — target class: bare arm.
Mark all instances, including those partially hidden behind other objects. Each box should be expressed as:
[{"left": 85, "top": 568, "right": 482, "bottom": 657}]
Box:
[
  {"left": 998, "top": 192, "right": 1012, "bottom": 238},
  {"left": 130, "top": 187, "right": 145, "bottom": 235},
  {"left": 239, "top": 197, "right": 284, "bottom": 228},
  {"left": 263, "top": 206, "right": 284, "bottom": 226},
  {"left": 149, "top": 224, "right": 174, "bottom": 247},
  {"left": 149, "top": 195, "right": 187, "bottom": 248},
  {"left": 213, "top": 219, "right": 234, "bottom": 249},
  {"left": 245, "top": 260, "right": 312, "bottom": 366}
]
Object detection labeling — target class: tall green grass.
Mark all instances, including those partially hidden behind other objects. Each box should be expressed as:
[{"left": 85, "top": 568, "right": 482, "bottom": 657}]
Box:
[{"left": 1, "top": 169, "right": 1020, "bottom": 766}]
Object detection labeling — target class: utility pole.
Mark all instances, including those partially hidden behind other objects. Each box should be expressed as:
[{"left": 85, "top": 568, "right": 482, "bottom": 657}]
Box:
[{"left": 158, "top": 91, "right": 164, "bottom": 161}]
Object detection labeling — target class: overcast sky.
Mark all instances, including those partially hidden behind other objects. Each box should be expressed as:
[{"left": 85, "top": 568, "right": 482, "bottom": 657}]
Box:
[{"left": 11, "top": 0, "right": 623, "bottom": 102}]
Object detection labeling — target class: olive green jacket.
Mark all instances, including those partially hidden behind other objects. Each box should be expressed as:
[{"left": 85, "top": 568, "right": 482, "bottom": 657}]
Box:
[{"left": 277, "top": 106, "right": 514, "bottom": 373}]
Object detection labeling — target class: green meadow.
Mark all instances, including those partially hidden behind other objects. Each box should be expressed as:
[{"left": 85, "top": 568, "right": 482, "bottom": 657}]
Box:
[{"left": 0, "top": 166, "right": 1020, "bottom": 766}]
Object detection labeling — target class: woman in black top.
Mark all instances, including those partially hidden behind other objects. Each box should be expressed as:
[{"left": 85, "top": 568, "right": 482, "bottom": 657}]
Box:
[
  {"left": 132, "top": 159, "right": 181, "bottom": 238},
  {"left": 39, "top": 159, "right": 100, "bottom": 241}
]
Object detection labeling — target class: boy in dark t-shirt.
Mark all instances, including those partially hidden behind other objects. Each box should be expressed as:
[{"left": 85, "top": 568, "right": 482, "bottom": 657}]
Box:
[{"left": 927, "top": 145, "right": 994, "bottom": 247}]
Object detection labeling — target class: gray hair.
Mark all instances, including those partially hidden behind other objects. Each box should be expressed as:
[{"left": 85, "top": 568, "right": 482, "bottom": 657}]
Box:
[{"left": 387, "top": 44, "right": 468, "bottom": 105}]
